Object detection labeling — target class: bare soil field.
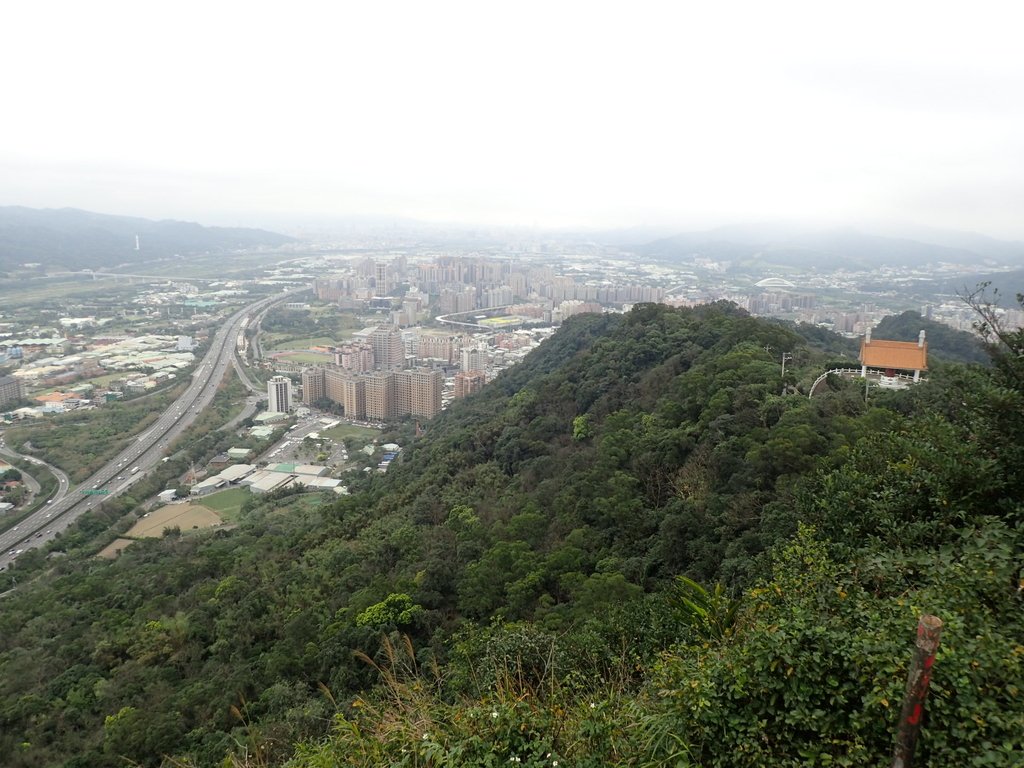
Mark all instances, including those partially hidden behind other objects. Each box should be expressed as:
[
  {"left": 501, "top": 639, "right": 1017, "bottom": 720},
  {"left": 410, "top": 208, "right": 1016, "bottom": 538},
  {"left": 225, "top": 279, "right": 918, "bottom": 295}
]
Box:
[
  {"left": 97, "top": 538, "right": 136, "bottom": 559},
  {"left": 124, "top": 503, "right": 223, "bottom": 538}
]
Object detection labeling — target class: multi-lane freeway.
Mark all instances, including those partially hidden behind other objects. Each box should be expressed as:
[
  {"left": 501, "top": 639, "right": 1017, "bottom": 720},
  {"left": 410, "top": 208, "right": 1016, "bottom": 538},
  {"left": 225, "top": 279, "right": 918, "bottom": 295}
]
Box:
[
  {"left": 0, "top": 289, "right": 304, "bottom": 570},
  {"left": 0, "top": 446, "right": 72, "bottom": 507}
]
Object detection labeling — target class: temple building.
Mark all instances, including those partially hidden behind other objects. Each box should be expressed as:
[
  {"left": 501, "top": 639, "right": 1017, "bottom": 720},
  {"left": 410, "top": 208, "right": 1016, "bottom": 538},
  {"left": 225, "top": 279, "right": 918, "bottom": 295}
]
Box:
[{"left": 859, "top": 329, "right": 928, "bottom": 382}]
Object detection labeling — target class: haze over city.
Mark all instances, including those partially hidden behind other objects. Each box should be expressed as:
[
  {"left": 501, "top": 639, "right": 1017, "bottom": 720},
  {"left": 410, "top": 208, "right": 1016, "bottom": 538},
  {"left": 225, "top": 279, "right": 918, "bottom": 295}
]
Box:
[{"left": 3, "top": 1, "right": 1024, "bottom": 238}]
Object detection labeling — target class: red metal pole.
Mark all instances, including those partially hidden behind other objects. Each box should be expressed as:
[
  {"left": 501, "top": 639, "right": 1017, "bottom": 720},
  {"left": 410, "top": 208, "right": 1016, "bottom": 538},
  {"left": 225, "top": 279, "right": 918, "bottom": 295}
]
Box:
[{"left": 892, "top": 614, "right": 943, "bottom": 768}]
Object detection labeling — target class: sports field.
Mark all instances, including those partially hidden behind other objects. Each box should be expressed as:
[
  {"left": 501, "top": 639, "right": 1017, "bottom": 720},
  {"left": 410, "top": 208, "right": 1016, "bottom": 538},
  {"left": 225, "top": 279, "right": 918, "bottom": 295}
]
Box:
[
  {"left": 265, "top": 335, "right": 336, "bottom": 352},
  {"left": 277, "top": 351, "right": 332, "bottom": 364},
  {"left": 478, "top": 315, "right": 523, "bottom": 328},
  {"left": 321, "top": 423, "right": 381, "bottom": 442}
]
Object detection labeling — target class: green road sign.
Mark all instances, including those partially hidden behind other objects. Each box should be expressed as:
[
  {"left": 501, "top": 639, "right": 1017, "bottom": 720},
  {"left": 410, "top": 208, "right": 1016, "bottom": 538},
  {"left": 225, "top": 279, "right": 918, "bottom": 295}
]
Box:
[{"left": 81, "top": 489, "right": 109, "bottom": 495}]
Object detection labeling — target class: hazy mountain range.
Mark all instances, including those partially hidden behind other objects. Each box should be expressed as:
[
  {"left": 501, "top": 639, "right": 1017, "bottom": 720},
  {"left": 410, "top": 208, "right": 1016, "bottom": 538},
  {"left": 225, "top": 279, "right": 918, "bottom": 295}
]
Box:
[
  {"left": 0, "top": 207, "right": 294, "bottom": 271},
  {"left": 636, "top": 222, "right": 1024, "bottom": 271}
]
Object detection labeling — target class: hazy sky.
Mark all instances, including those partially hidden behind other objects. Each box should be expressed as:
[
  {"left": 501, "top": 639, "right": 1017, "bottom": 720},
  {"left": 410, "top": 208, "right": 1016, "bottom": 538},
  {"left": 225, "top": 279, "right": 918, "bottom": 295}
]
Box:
[{"left": 3, "top": 1, "right": 1024, "bottom": 237}]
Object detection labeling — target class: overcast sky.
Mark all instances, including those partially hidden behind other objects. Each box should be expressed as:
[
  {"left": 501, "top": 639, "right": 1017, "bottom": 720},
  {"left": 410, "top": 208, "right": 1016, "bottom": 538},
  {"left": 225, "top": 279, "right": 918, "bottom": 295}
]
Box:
[{"left": 2, "top": 1, "right": 1023, "bottom": 238}]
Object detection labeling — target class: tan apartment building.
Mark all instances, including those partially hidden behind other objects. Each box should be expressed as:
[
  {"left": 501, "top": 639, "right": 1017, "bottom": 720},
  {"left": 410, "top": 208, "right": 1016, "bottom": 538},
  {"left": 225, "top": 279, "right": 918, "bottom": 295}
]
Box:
[
  {"left": 369, "top": 325, "right": 404, "bottom": 370},
  {"left": 301, "top": 367, "right": 325, "bottom": 405},
  {"left": 406, "top": 368, "right": 443, "bottom": 418},
  {"left": 363, "top": 371, "right": 396, "bottom": 421},
  {"left": 454, "top": 370, "right": 486, "bottom": 399}
]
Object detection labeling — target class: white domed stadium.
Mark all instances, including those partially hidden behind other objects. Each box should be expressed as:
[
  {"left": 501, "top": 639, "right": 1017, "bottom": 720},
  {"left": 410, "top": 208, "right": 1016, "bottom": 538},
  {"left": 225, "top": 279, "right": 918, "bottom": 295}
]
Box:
[{"left": 754, "top": 277, "right": 797, "bottom": 288}]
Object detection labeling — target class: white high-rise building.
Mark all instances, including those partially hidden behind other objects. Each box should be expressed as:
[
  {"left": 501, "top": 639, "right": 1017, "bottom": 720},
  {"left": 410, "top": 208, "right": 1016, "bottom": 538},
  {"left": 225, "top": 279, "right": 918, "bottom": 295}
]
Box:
[
  {"left": 267, "top": 375, "right": 292, "bottom": 414},
  {"left": 461, "top": 345, "right": 488, "bottom": 372}
]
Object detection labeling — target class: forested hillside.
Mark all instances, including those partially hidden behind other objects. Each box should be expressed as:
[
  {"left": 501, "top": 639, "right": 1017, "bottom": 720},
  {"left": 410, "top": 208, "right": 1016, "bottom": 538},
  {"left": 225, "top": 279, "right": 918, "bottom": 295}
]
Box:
[
  {"left": 873, "top": 310, "right": 990, "bottom": 365},
  {"left": 0, "top": 207, "right": 293, "bottom": 271},
  {"left": 1, "top": 302, "right": 1022, "bottom": 767}
]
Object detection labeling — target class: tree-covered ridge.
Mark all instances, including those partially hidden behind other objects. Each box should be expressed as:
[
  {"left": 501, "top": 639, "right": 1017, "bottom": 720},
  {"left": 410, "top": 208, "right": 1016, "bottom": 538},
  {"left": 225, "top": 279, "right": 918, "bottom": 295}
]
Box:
[
  {"left": 298, "top": 322, "right": 1024, "bottom": 767},
  {"left": 0, "top": 302, "right": 1021, "bottom": 767},
  {"left": 872, "top": 310, "right": 990, "bottom": 365}
]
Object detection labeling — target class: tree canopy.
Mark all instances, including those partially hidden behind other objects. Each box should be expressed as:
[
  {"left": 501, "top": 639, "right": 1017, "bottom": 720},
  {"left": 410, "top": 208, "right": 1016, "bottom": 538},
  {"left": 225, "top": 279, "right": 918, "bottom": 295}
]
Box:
[{"left": 1, "top": 302, "right": 1022, "bottom": 767}]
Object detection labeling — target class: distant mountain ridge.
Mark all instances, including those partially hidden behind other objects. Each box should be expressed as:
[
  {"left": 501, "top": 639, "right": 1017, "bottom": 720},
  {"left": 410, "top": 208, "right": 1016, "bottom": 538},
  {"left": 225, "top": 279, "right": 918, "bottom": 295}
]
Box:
[
  {"left": 0, "top": 206, "right": 294, "bottom": 271},
  {"left": 638, "top": 222, "right": 1024, "bottom": 271}
]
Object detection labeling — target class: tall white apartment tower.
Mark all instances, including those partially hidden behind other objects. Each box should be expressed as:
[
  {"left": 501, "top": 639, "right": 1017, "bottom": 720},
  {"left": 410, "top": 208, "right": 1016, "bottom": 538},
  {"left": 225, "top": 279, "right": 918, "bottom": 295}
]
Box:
[{"left": 267, "top": 375, "right": 293, "bottom": 413}]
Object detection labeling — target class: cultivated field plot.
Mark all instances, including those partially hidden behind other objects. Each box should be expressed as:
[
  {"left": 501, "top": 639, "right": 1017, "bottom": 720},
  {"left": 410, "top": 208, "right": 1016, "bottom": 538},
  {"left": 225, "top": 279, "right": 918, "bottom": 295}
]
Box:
[
  {"left": 198, "top": 487, "right": 248, "bottom": 520},
  {"left": 125, "top": 503, "right": 223, "bottom": 538}
]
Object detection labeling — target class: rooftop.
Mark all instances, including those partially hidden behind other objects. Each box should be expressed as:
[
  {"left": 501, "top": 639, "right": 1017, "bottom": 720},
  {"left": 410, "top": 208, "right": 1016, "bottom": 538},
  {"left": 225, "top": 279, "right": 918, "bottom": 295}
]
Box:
[{"left": 860, "top": 337, "right": 928, "bottom": 371}]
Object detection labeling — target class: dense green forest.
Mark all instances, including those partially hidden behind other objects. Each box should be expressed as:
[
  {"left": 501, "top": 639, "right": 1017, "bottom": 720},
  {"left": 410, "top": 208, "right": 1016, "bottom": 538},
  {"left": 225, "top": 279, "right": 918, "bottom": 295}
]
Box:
[{"left": 1, "top": 302, "right": 1022, "bottom": 767}]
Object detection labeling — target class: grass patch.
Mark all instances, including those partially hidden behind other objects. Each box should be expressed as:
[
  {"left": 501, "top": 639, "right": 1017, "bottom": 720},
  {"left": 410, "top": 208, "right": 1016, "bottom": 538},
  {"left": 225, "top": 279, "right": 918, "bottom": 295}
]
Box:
[
  {"left": 198, "top": 487, "right": 249, "bottom": 520},
  {"left": 276, "top": 351, "right": 333, "bottom": 364},
  {"left": 266, "top": 335, "right": 337, "bottom": 352},
  {"left": 321, "top": 423, "right": 381, "bottom": 442},
  {"left": 273, "top": 492, "right": 331, "bottom": 516},
  {"left": 0, "top": 279, "right": 138, "bottom": 308}
]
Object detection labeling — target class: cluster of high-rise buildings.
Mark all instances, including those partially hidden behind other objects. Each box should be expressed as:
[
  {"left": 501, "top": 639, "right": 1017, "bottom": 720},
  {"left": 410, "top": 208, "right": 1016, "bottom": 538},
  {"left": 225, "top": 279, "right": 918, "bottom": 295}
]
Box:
[
  {"left": 301, "top": 365, "right": 444, "bottom": 421},
  {"left": 313, "top": 255, "right": 664, "bottom": 326},
  {"left": 289, "top": 324, "right": 446, "bottom": 421},
  {"left": 747, "top": 291, "right": 816, "bottom": 315},
  {"left": 297, "top": 255, "right": 674, "bottom": 422}
]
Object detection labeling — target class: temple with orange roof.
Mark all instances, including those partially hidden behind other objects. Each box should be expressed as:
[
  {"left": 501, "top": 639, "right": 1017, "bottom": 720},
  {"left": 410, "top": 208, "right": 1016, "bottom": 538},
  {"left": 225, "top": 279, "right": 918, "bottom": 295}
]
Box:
[{"left": 859, "top": 329, "right": 928, "bottom": 382}]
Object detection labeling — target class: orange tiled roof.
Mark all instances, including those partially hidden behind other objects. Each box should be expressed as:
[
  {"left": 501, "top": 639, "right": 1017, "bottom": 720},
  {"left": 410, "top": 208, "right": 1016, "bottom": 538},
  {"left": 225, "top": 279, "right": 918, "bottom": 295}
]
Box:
[{"left": 859, "top": 339, "right": 928, "bottom": 371}]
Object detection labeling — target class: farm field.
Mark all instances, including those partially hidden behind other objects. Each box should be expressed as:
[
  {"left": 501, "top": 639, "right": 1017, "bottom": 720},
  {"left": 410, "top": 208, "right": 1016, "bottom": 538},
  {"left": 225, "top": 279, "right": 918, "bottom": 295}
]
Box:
[{"left": 124, "top": 502, "right": 222, "bottom": 538}]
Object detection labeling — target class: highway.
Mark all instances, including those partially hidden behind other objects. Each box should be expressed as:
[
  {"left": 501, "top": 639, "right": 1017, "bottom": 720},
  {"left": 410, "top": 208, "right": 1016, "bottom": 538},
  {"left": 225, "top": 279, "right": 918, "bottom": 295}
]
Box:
[
  {"left": 0, "top": 289, "right": 304, "bottom": 569},
  {"left": 0, "top": 446, "right": 72, "bottom": 507}
]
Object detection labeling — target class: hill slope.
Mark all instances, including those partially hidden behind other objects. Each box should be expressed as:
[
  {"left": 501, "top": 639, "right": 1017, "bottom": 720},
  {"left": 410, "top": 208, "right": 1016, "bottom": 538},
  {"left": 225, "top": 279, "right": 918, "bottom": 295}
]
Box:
[
  {"left": 1, "top": 303, "right": 1022, "bottom": 767},
  {"left": 0, "top": 206, "right": 294, "bottom": 270},
  {"left": 873, "top": 310, "right": 990, "bottom": 365}
]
